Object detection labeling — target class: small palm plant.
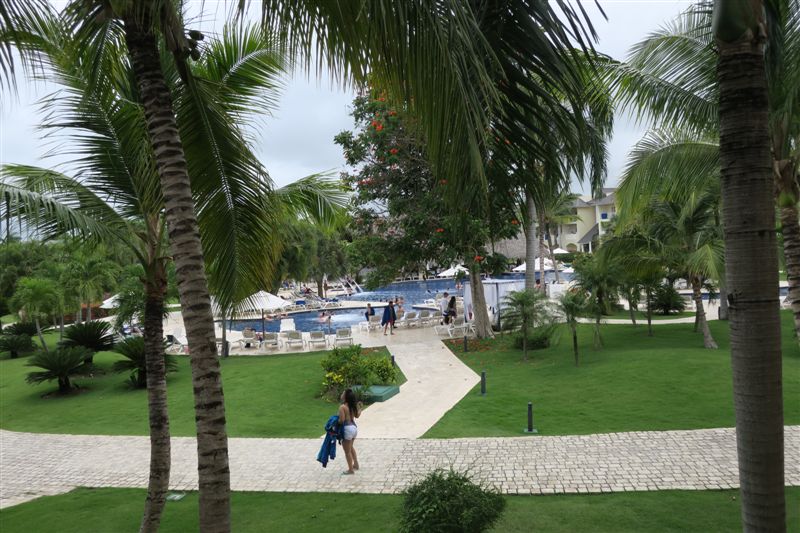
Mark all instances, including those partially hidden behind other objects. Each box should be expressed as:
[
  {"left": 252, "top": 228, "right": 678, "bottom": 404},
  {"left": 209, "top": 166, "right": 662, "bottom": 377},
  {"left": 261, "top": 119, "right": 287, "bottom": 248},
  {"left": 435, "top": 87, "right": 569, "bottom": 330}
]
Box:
[
  {"left": 112, "top": 337, "right": 177, "bottom": 389},
  {"left": 501, "top": 289, "right": 551, "bottom": 361},
  {"left": 26, "top": 346, "right": 89, "bottom": 394},
  {"left": 0, "top": 334, "right": 35, "bottom": 359},
  {"left": 59, "top": 320, "right": 115, "bottom": 364},
  {"left": 559, "top": 290, "right": 588, "bottom": 367}
]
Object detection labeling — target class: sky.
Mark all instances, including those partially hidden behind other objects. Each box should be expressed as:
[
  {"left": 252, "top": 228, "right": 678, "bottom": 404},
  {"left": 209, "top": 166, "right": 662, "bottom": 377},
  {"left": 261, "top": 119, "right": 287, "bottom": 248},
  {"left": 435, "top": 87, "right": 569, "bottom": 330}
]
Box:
[{"left": 0, "top": 1, "right": 694, "bottom": 192}]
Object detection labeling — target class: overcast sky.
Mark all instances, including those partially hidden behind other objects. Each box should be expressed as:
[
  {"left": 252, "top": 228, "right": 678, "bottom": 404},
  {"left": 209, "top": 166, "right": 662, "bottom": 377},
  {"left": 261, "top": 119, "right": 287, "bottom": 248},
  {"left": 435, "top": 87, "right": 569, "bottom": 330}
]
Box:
[{"left": 0, "top": 1, "right": 693, "bottom": 192}]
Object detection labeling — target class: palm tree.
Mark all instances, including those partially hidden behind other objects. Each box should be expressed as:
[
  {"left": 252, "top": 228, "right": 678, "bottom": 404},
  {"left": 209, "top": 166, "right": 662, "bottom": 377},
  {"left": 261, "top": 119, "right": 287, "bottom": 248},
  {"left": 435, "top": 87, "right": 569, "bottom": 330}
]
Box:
[
  {"left": 1, "top": 12, "right": 344, "bottom": 532},
  {"left": 558, "top": 289, "right": 587, "bottom": 366},
  {"left": 610, "top": 0, "right": 800, "bottom": 337},
  {"left": 714, "top": 0, "right": 786, "bottom": 528},
  {"left": 501, "top": 289, "right": 550, "bottom": 361},
  {"left": 573, "top": 254, "right": 619, "bottom": 349},
  {"left": 64, "top": 252, "right": 118, "bottom": 322},
  {"left": 11, "top": 277, "right": 58, "bottom": 352}
]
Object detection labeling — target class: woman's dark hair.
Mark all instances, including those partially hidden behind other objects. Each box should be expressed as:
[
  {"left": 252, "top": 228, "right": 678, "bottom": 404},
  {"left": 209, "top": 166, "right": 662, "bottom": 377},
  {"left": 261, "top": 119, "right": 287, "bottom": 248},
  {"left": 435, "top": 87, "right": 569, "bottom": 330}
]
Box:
[
  {"left": 343, "top": 388, "right": 359, "bottom": 418},
  {"left": 448, "top": 296, "right": 457, "bottom": 308}
]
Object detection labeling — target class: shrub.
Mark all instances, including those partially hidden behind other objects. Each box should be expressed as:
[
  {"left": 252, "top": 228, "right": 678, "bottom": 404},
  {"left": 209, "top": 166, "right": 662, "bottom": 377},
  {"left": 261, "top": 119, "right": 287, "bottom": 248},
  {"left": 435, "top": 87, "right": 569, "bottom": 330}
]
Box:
[
  {"left": 4, "top": 321, "right": 38, "bottom": 337},
  {"left": 321, "top": 345, "right": 373, "bottom": 400},
  {"left": 650, "top": 284, "right": 686, "bottom": 315},
  {"left": 368, "top": 356, "right": 397, "bottom": 384},
  {"left": 59, "top": 321, "right": 115, "bottom": 363},
  {"left": 0, "top": 334, "right": 35, "bottom": 359},
  {"left": 26, "top": 346, "right": 90, "bottom": 394},
  {"left": 400, "top": 468, "right": 506, "bottom": 533},
  {"left": 513, "top": 323, "right": 558, "bottom": 350},
  {"left": 111, "top": 337, "right": 178, "bottom": 388}
]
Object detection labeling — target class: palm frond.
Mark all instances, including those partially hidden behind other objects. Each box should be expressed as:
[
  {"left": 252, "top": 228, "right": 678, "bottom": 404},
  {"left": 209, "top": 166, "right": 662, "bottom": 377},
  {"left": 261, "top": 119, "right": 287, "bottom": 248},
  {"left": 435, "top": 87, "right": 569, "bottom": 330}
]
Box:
[
  {"left": 616, "top": 129, "right": 720, "bottom": 225},
  {"left": 274, "top": 173, "right": 349, "bottom": 227}
]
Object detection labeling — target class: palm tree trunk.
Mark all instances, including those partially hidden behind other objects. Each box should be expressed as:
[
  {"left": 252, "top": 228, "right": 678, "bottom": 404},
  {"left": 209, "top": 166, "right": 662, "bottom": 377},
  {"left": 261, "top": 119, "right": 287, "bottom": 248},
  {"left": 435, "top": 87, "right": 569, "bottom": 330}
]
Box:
[
  {"left": 646, "top": 288, "right": 653, "bottom": 337},
  {"left": 139, "top": 265, "right": 171, "bottom": 533},
  {"left": 35, "top": 318, "right": 47, "bottom": 353},
  {"left": 538, "top": 212, "right": 546, "bottom": 289},
  {"left": 522, "top": 316, "right": 528, "bottom": 361},
  {"left": 691, "top": 277, "right": 717, "bottom": 349},
  {"left": 778, "top": 197, "right": 800, "bottom": 336},
  {"left": 87, "top": 302, "right": 92, "bottom": 321},
  {"left": 468, "top": 267, "right": 493, "bottom": 338},
  {"left": 719, "top": 283, "right": 729, "bottom": 320},
  {"left": 124, "top": 21, "right": 231, "bottom": 533},
  {"left": 717, "top": 20, "right": 785, "bottom": 530},
  {"left": 546, "top": 228, "right": 560, "bottom": 283},
  {"left": 525, "top": 191, "right": 538, "bottom": 292},
  {"left": 628, "top": 301, "right": 637, "bottom": 326},
  {"left": 571, "top": 323, "right": 578, "bottom": 366},
  {"left": 593, "top": 315, "right": 602, "bottom": 349}
]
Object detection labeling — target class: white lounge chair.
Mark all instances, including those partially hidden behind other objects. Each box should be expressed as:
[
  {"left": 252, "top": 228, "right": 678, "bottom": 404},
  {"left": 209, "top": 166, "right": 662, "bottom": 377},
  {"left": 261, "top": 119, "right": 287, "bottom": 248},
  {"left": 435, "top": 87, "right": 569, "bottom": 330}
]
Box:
[
  {"left": 398, "top": 311, "right": 418, "bottom": 328},
  {"left": 237, "top": 328, "right": 261, "bottom": 349},
  {"left": 333, "top": 327, "right": 353, "bottom": 346},
  {"left": 285, "top": 330, "right": 304, "bottom": 349},
  {"left": 261, "top": 332, "right": 280, "bottom": 350},
  {"left": 307, "top": 330, "right": 328, "bottom": 349},
  {"left": 417, "top": 310, "right": 432, "bottom": 326},
  {"left": 165, "top": 329, "right": 186, "bottom": 353},
  {"left": 367, "top": 315, "right": 382, "bottom": 331},
  {"left": 434, "top": 317, "right": 468, "bottom": 337}
]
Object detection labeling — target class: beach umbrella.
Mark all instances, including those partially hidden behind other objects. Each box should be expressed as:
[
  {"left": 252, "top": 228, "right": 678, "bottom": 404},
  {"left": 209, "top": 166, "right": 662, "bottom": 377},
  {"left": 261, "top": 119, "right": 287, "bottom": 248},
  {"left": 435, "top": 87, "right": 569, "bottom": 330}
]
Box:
[
  {"left": 100, "top": 294, "right": 119, "bottom": 309},
  {"left": 550, "top": 247, "right": 570, "bottom": 255},
  {"left": 437, "top": 265, "right": 469, "bottom": 278},
  {"left": 245, "top": 290, "right": 291, "bottom": 334}
]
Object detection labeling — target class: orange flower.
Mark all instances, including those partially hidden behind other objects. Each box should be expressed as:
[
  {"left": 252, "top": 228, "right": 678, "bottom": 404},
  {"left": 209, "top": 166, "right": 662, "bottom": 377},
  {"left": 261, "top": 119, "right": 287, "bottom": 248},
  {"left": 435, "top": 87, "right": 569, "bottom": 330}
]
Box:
[
  {"left": 474, "top": 255, "right": 484, "bottom": 262},
  {"left": 504, "top": 139, "right": 511, "bottom": 145},
  {"left": 388, "top": 110, "right": 397, "bottom": 116},
  {"left": 435, "top": 228, "right": 445, "bottom": 233},
  {"left": 511, "top": 219, "right": 519, "bottom": 225},
  {"left": 389, "top": 148, "right": 399, "bottom": 155},
  {"left": 439, "top": 179, "right": 447, "bottom": 185}
]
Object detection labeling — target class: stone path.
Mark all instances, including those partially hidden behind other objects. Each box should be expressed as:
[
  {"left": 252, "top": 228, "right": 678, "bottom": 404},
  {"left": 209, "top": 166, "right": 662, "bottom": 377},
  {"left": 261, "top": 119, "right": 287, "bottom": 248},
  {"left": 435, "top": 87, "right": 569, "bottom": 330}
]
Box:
[{"left": 2, "top": 427, "right": 799, "bottom": 508}]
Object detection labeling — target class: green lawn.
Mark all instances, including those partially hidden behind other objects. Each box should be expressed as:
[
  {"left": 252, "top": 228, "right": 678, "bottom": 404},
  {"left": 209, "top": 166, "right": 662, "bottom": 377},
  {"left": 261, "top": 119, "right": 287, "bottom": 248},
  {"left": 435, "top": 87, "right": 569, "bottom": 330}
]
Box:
[
  {"left": 1, "top": 487, "right": 797, "bottom": 532},
  {"left": 0, "top": 313, "right": 17, "bottom": 325},
  {"left": 0, "top": 336, "right": 393, "bottom": 438},
  {"left": 425, "top": 310, "right": 800, "bottom": 438},
  {"left": 604, "top": 309, "right": 696, "bottom": 321}
]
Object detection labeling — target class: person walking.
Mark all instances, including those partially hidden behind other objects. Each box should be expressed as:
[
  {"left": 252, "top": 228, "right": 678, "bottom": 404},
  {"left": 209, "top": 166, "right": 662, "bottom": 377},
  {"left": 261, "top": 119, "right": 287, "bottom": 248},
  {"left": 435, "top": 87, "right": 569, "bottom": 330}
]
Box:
[
  {"left": 382, "top": 300, "right": 396, "bottom": 335},
  {"left": 447, "top": 296, "right": 457, "bottom": 323},
  {"left": 364, "top": 303, "right": 375, "bottom": 322},
  {"left": 339, "top": 388, "right": 360, "bottom": 475},
  {"left": 439, "top": 292, "right": 450, "bottom": 324}
]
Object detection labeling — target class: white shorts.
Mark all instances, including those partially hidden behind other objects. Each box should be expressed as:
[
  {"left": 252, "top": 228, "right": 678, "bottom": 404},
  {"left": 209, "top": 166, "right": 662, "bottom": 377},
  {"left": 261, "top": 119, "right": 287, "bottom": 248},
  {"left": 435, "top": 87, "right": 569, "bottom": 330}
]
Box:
[{"left": 343, "top": 424, "right": 358, "bottom": 441}]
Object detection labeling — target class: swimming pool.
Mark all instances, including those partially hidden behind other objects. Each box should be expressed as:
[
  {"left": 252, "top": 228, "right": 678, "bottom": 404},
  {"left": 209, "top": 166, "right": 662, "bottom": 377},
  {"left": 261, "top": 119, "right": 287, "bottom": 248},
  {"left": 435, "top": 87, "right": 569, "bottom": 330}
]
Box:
[
  {"left": 343, "top": 279, "right": 464, "bottom": 306},
  {"left": 229, "top": 307, "right": 371, "bottom": 333}
]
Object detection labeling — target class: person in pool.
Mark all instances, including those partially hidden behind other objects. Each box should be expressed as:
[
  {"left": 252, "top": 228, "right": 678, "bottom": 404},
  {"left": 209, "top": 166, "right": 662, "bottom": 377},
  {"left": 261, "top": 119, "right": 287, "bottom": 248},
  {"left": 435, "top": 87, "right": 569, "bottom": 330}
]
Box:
[{"left": 339, "top": 388, "right": 360, "bottom": 475}]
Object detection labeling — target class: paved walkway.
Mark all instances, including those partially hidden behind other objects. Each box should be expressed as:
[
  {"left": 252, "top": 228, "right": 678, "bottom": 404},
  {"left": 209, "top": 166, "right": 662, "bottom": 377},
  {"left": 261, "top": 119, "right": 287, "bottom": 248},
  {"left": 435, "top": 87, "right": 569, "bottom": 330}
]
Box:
[{"left": 2, "top": 427, "right": 799, "bottom": 508}]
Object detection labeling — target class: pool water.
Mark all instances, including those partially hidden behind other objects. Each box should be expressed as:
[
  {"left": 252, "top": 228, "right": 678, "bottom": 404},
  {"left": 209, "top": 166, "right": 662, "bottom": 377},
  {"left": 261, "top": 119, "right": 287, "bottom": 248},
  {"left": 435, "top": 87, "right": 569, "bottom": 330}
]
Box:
[
  {"left": 343, "top": 279, "right": 465, "bottom": 306},
  {"left": 230, "top": 307, "right": 370, "bottom": 334}
]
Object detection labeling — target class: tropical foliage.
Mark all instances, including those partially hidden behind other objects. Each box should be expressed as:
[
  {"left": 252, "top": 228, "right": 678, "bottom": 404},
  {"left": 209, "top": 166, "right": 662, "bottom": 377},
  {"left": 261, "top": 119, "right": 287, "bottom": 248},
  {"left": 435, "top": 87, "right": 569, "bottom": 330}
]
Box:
[
  {"left": 0, "top": 333, "right": 35, "bottom": 359},
  {"left": 59, "top": 321, "right": 115, "bottom": 363},
  {"left": 501, "top": 289, "right": 554, "bottom": 361},
  {"left": 25, "top": 346, "right": 89, "bottom": 394},
  {"left": 112, "top": 337, "right": 177, "bottom": 389}
]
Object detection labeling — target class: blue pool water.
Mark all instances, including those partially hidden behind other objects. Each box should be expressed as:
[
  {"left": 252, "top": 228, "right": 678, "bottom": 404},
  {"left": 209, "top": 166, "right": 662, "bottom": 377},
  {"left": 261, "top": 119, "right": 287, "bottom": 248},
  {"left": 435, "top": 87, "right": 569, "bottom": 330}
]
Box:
[
  {"left": 344, "top": 278, "right": 465, "bottom": 306},
  {"left": 230, "top": 307, "right": 370, "bottom": 333}
]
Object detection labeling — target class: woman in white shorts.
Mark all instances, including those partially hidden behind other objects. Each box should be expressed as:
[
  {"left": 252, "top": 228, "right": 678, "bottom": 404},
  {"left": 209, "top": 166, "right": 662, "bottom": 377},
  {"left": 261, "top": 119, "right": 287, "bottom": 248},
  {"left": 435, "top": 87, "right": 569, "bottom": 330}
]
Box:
[{"left": 338, "top": 388, "right": 360, "bottom": 475}]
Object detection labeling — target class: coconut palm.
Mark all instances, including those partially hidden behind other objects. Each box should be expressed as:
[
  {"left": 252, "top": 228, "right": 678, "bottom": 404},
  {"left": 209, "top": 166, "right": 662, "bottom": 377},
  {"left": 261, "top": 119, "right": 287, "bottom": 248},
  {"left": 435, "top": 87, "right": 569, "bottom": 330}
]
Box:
[
  {"left": 0, "top": 12, "right": 344, "bottom": 532},
  {"left": 610, "top": 0, "right": 800, "bottom": 337},
  {"left": 713, "top": 0, "right": 787, "bottom": 527},
  {"left": 501, "top": 290, "right": 541, "bottom": 361},
  {"left": 64, "top": 253, "right": 118, "bottom": 322},
  {"left": 558, "top": 289, "right": 587, "bottom": 366},
  {"left": 11, "top": 277, "right": 59, "bottom": 352},
  {"left": 572, "top": 254, "right": 619, "bottom": 349}
]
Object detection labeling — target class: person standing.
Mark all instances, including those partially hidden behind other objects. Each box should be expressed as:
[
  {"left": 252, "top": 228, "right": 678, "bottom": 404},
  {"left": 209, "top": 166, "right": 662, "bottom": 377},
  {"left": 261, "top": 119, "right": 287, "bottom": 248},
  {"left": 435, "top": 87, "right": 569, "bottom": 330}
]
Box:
[
  {"left": 439, "top": 292, "right": 450, "bottom": 324},
  {"left": 382, "top": 300, "right": 396, "bottom": 335},
  {"left": 447, "top": 296, "right": 457, "bottom": 323},
  {"left": 364, "top": 303, "right": 375, "bottom": 322},
  {"left": 338, "top": 388, "right": 360, "bottom": 475}
]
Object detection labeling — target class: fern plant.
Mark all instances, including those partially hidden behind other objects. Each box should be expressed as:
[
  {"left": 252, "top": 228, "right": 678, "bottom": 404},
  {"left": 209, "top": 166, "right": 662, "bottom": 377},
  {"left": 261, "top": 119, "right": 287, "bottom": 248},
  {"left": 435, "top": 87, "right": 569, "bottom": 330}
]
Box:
[
  {"left": 26, "top": 346, "right": 90, "bottom": 394},
  {"left": 0, "top": 334, "right": 36, "bottom": 359},
  {"left": 112, "top": 337, "right": 177, "bottom": 388},
  {"left": 59, "top": 320, "right": 115, "bottom": 363}
]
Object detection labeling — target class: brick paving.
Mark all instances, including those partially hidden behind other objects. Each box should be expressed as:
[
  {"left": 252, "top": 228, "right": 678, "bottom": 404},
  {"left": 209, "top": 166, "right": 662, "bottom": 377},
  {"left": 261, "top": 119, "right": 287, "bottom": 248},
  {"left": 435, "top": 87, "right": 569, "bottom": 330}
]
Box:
[{"left": 2, "top": 426, "right": 798, "bottom": 508}]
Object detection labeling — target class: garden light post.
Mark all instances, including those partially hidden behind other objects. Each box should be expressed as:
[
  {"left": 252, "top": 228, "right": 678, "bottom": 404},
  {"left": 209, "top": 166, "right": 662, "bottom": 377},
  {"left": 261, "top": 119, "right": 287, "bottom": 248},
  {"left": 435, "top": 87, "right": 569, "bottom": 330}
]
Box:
[
  {"left": 480, "top": 371, "right": 486, "bottom": 395},
  {"left": 524, "top": 402, "right": 538, "bottom": 434},
  {"left": 464, "top": 335, "right": 468, "bottom": 352}
]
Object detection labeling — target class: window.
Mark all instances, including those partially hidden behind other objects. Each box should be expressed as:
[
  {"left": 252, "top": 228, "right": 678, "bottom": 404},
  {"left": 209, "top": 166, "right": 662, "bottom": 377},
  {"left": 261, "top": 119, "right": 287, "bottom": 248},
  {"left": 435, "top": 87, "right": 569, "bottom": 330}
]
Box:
[
  {"left": 566, "top": 224, "right": 578, "bottom": 234},
  {"left": 600, "top": 212, "right": 608, "bottom": 220}
]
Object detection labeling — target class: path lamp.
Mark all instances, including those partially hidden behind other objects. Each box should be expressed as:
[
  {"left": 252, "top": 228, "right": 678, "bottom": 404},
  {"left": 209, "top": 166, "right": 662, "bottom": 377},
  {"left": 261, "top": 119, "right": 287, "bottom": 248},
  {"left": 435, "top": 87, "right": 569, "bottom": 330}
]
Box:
[
  {"left": 524, "top": 402, "right": 538, "bottom": 434},
  {"left": 480, "top": 370, "right": 486, "bottom": 395}
]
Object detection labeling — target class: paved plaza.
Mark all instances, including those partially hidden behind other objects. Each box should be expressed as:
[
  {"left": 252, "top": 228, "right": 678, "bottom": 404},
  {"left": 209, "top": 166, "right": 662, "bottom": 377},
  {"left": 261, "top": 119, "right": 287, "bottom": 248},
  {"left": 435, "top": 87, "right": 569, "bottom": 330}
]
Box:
[{"left": 2, "top": 427, "right": 799, "bottom": 508}]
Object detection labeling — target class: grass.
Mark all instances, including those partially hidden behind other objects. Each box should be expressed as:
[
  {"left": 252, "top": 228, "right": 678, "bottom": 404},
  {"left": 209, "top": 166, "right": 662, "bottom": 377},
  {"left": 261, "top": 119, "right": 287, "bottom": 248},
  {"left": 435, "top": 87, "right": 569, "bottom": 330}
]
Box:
[
  {"left": 603, "top": 309, "right": 696, "bottom": 321},
  {"left": 1, "top": 313, "right": 17, "bottom": 325},
  {"left": 0, "top": 335, "right": 395, "bottom": 438},
  {"left": 1, "top": 487, "right": 797, "bottom": 532},
  {"left": 425, "top": 310, "right": 800, "bottom": 438}
]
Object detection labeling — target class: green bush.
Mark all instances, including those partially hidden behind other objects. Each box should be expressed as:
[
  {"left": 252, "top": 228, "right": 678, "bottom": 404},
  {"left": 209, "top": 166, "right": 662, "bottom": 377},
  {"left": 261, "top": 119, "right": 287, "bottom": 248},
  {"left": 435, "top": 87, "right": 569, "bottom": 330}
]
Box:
[
  {"left": 59, "top": 321, "right": 115, "bottom": 363},
  {"left": 650, "top": 284, "right": 687, "bottom": 315},
  {"left": 111, "top": 337, "right": 178, "bottom": 388},
  {"left": 513, "top": 323, "right": 558, "bottom": 350},
  {"left": 400, "top": 468, "right": 506, "bottom": 533},
  {"left": 320, "top": 345, "right": 397, "bottom": 400},
  {"left": 4, "top": 322, "right": 38, "bottom": 337},
  {"left": 25, "top": 347, "right": 91, "bottom": 394},
  {"left": 0, "top": 334, "right": 35, "bottom": 359},
  {"left": 554, "top": 252, "right": 576, "bottom": 264}
]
